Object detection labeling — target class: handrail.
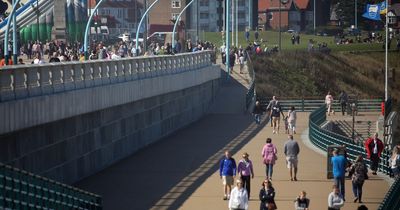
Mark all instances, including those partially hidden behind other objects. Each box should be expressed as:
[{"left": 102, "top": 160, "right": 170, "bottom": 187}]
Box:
[
  {"left": 0, "top": 51, "right": 214, "bottom": 102},
  {"left": 258, "top": 98, "right": 382, "bottom": 112},
  {"left": 308, "top": 106, "right": 392, "bottom": 175},
  {"left": 0, "top": 162, "right": 102, "bottom": 209},
  {"left": 378, "top": 177, "right": 400, "bottom": 210},
  {"left": 245, "top": 51, "right": 256, "bottom": 110}
]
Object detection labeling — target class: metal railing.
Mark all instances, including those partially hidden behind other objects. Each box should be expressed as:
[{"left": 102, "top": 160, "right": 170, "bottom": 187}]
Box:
[
  {"left": 0, "top": 162, "right": 102, "bottom": 209},
  {"left": 385, "top": 97, "right": 392, "bottom": 119},
  {"left": 309, "top": 106, "right": 392, "bottom": 175},
  {"left": 259, "top": 98, "right": 382, "bottom": 112},
  {"left": 378, "top": 177, "right": 400, "bottom": 210},
  {"left": 0, "top": 51, "right": 214, "bottom": 102},
  {"left": 245, "top": 52, "right": 256, "bottom": 110}
]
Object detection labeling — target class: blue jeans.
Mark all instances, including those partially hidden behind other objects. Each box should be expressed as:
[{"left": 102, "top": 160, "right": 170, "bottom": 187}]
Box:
[
  {"left": 334, "top": 176, "right": 345, "bottom": 199},
  {"left": 352, "top": 181, "right": 364, "bottom": 201},
  {"left": 254, "top": 114, "right": 261, "bottom": 124},
  {"left": 265, "top": 164, "right": 274, "bottom": 178}
]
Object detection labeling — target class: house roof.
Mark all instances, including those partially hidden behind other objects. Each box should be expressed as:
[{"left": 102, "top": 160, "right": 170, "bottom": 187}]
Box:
[
  {"left": 259, "top": 0, "right": 310, "bottom": 11},
  {"left": 293, "top": 0, "right": 310, "bottom": 10}
]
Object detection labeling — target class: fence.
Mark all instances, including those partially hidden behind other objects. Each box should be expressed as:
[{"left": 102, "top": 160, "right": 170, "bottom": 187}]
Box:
[
  {"left": 309, "top": 106, "right": 392, "bottom": 175},
  {"left": 245, "top": 52, "right": 256, "bottom": 110},
  {"left": 0, "top": 51, "right": 214, "bottom": 102},
  {"left": 378, "top": 177, "right": 400, "bottom": 210},
  {"left": 0, "top": 162, "right": 102, "bottom": 210},
  {"left": 259, "top": 98, "right": 382, "bottom": 112}
]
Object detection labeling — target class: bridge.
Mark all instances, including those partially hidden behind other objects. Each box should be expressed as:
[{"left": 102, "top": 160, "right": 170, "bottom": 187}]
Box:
[{"left": 0, "top": 52, "right": 396, "bottom": 209}]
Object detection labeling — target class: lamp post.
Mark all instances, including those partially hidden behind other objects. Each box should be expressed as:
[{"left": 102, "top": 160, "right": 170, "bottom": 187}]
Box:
[
  {"left": 225, "top": 0, "right": 231, "bottom": 78},
  {"left": 351, "top": 103, "right": 356, "bottom": 140},
  {"left": 385, "top": 0, "right": 388, "bottom": 101},
  {"left": 354, "top": 0, "right": 357, "bottom": 29},
  {"left": 278, "top": 0, "right": 289, "bottom": 51},
  {"left": 313, "top": 0, "right": 316, "bottom": 32},
  {"left": 36, "top": 0, "right": 39, "bottom": 41},
  {"left": 84, "top": 0, "right": 105, "bottom": 60},
  {"left": 136, "top": 0, "right": 160, "bottom": 56},
  {"left": 3, "top": 0, "right": 21, "bottom": 66},
  {"left": 235, "top": 0, "right": 238, "bottom": 47},
  {"left": 248, "top": 0, "right": 252, "bottom": 30},
  {"left": 12, "top": 0, "right": 17, "bottom": 64}
]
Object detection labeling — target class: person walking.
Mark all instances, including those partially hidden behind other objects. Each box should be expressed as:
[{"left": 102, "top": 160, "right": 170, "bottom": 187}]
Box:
[
  {"left": 266, "top": 96, "right": 278, "bottom": 127},
  {"left": 328, "top": 185, "right": 344, "bottom": 210},
  {"left": 389, "top": 146, "right": 400, "bottom": 178},
  {"left": 253, "top": 101, "right": 264, "bottom": 125},
  {"left": 238, "top": 152, "right": 254, "bottom": 199},
  {"left": 364, "top": 133, "right": 384, "bottom": 175},
  {"left": 259, "top": 179, "right": 277, "bottom": 210},
  {"left": 229, "top": 179, "right": 249, "bottom": 210},
  {"left": 271, "top": 100, "right": 284, "bottom": 134},
  {"left": 348, "top": 155, "right": 368, "bottom": 203},
  {"left": 294, "top": 190, "right": 310, "bottom": 210},
  {"left": 287, "top": 106, "right": 297, "bottom": 134},
  {"left": 331, "top": 148, "right": 346, "bottom": 200},
  {"left": 338, "top": 90, "right": 348, "bottom": 116},
  {"left": 325, "top": 91, "right": 334, "bottom": 116},
  {"left": 284, "top": 135, "right": 300, "bottom": 181},
  {"left": 261, "top": 138, "right": 278, "bottom": 181},
  {"left": 220, "top": 151, "right": 237, "bottom": 200},
  {"left": 239, "top": 52, "right": 245, "bottom": 74}
]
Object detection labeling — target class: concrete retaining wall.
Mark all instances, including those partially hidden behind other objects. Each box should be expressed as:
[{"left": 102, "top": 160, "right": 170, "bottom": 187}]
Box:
[
  {"left": 0, "top": 78, "right": 220, "bottom": 184},
  {"left": 0, "top": 51, "right": 220, "bottom": 184}
]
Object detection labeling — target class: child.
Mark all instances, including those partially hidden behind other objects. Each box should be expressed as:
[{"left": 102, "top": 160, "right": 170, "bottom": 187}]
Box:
[{"left": 284, "top": 116, "right": 289, "bottom": 134}]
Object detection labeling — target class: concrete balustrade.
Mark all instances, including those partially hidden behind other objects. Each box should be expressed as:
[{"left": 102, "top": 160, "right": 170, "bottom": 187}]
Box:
[
  {"left": 0, "top": 51, "right": 220, "bottom": 184},
  {"left": 0, "top": 51, "right": 213, "bottom": 102}
]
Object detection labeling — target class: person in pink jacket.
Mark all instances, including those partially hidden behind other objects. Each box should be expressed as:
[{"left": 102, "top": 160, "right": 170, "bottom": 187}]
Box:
[{"left": 261, "top": 138, "right": 278, "bottom": 181}]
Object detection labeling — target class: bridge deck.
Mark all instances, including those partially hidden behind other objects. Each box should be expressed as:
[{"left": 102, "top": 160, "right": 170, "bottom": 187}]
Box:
[{"left": 75, "top": 64, "right": 389, "bottom": 210}]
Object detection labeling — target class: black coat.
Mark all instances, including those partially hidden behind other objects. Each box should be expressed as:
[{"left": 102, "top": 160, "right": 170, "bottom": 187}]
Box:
[{"left": 259, "top": 187, "right": 276, "bottom": 210}]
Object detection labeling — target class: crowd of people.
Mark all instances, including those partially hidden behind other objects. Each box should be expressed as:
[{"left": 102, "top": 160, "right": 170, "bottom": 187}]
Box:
[
  {"left": 220, "top": 134, "right": 307, "bottom": 210},
  {"left": 218, "top": 93, "right": 400, "bottom": 210},
  {"left": 0, "top": 38, "right": 216, "bottom": 66}
]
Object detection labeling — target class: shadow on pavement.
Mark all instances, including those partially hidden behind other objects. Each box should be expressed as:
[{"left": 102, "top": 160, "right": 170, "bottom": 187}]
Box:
[{"left": 75, "top": 68, "right": 263, "bottom": 210}]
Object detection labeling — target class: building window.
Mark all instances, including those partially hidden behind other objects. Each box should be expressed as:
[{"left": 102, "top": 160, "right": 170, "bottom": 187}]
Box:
[
  {"left": 172, "top": 0, "right": 181, "bottom": 8},
  {"left": 200, "top": 12, "right": 209, "bottom": 19},
  {"left": 171, "top": 13, "right": 181, "bottom": 21},
  {"left": 200, "top": 0, "right": 208, "bottom": 7}
]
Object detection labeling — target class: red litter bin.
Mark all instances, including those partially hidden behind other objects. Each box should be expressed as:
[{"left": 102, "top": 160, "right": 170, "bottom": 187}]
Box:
[{"left": 381, "top": 102, "right": 385, "bottom": 116}]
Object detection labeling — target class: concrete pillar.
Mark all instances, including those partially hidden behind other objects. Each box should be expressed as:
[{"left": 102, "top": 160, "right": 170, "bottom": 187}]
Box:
[{"left": 52, "top": 0, "right": 67, "bottom": 41}]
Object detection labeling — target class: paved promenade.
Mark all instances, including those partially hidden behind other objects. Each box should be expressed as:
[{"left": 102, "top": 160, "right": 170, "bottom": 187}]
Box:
[{"left": 76, "top": 64, "right": 390, "bottom": 210}]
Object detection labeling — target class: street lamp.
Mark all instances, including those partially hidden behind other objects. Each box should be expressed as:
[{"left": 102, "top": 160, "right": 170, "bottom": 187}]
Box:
[
  {"left": 351, "top": 102, "right": 357, "bottom": 140},
  {"left": 31, "top": 0, "right": 40, "bottom": 41},
  {"left": 279, "top": 0, "right": 289, "bottom": 51},
  {"left": 3, "top": 0, "right": 21, "bottom": 66}
]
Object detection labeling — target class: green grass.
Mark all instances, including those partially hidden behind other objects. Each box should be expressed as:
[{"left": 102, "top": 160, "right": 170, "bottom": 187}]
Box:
[
  {"left": 252, "top": 51, "right": 400, "bottom": 101},
  {"left": 203, "top": 31, "right": 395, "bottom": 52}
]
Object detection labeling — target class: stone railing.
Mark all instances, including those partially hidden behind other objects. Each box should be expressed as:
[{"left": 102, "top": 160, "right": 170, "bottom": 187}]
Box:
[{"left": 0, "top": 51, "right": 213, "bottom": 102}]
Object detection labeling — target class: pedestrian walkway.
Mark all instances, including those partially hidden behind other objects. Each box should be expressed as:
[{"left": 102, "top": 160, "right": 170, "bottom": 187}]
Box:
[{"left": 75, "top": 63, "right": 390, "bottom": 210}]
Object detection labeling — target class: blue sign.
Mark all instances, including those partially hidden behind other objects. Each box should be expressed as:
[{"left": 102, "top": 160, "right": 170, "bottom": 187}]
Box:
[{"left": 362, "top": 4, "right": 381, "bottom": 21}]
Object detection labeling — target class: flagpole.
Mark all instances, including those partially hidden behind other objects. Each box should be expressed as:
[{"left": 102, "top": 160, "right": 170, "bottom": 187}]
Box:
[{"left": 385, "top": 0, "right": 388, "bottom": 101}]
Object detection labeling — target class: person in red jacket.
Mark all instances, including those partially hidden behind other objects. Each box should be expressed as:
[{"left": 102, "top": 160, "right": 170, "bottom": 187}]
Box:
[{"left": 364, "top": 133, "right": 384, "bottom": 175}]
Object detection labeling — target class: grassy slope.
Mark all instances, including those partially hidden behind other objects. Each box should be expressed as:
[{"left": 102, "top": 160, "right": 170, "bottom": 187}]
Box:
[
  {"left": 253, "top": 51, "right": 400, "bottom": 101},
  {"left": 203, "top": 31, "right": 397, "bottom": 51}
]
